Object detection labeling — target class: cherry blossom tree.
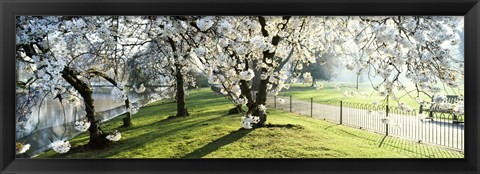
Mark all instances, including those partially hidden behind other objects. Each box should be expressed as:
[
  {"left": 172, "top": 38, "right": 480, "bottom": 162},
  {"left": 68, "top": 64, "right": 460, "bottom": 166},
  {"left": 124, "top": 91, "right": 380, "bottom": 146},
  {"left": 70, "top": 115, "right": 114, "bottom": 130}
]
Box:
[
  {"left": 15, "top": 16, "right": 136, "bottom": 149},
  {"left": 97, "top": 16, "right": 154, "bottom": 127},
  {"left": 16, "top": 15, "right": 464, "bottom": 134},
  {"left": 129, "top": 16, "right": 204, "bottom": 117},
  {"left": 190, "top": 16, "right": 350, "bottom": 128},
  {"left": 344, "top": 16, "right": 464, "bottom": 113},
  {"left": 189, "top": 16, "right": 463, "bottom": 128},
  {"left": 16, "top": 16, "right": 103, "bottom": 148}
]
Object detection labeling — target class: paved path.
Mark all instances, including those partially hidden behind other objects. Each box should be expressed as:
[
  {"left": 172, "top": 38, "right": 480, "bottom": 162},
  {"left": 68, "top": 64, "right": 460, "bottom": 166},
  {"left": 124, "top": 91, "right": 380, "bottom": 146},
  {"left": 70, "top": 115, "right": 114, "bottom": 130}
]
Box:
[{"left": 265, "top": 96, "right": 464, "bottom": 151}]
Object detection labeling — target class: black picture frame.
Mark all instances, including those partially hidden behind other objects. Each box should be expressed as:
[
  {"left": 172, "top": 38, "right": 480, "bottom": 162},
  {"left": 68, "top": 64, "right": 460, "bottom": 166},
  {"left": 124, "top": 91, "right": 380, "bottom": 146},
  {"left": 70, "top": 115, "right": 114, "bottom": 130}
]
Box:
[{"left": 1, "top": 0, "right": 479, "bottom": 174}]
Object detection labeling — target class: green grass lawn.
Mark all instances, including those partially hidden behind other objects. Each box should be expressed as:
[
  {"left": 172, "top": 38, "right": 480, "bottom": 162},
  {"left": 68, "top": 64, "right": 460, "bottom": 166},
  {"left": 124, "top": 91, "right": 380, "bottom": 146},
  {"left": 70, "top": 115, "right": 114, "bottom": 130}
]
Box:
[
  {"left": 35, "top": 88, "right": 463, "bottom": 158},
  {"left": 280, "top": 82, "right": 464, "bottom": 110}
]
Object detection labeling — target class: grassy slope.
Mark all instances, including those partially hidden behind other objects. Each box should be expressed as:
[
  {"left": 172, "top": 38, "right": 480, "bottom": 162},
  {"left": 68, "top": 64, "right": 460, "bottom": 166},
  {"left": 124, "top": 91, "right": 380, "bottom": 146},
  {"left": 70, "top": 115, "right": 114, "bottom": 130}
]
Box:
[
  {"left": 36, "top": 88, "right": 463, "bottom": 158},
  {"left": 280, "top": 83, "right": 464, "bottom": 110}
]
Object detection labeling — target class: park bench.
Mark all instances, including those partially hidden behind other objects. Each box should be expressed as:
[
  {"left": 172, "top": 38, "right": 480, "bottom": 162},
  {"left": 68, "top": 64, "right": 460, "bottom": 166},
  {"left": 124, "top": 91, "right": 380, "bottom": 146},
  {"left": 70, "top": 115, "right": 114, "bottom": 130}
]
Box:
[{"left": 419, "top": 95, "right": 463, "bottom": 123}]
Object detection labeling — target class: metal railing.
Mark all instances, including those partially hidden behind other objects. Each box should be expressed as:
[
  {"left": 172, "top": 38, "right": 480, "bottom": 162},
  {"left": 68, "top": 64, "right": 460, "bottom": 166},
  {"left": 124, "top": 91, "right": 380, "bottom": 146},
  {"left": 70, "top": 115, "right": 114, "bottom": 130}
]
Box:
[{"left": 268, "top": 95, "right": 464, "bottom": 151}]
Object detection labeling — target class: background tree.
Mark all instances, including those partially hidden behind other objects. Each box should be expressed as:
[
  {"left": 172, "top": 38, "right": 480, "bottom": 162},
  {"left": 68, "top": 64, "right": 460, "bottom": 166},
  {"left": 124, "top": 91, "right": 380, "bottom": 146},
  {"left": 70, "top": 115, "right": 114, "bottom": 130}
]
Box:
[
  {"left": 302, "top": 52, "right": 337, "bottom": 87},
  {"left": 136, "top": 16, "right": 206, "bottom": 117},
  {"left": 344, "top": 16, "right": 463, "bottom": 111},
  {"left": 99, "top": 16, "right": 154, "bottom": 127}
]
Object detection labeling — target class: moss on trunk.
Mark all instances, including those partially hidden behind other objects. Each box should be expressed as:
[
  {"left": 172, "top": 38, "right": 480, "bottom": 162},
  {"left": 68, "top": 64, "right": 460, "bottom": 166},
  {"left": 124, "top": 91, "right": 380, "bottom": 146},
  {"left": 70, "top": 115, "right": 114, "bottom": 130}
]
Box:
[{"left": 61, "top": 67, "right": 109, "bottom": 149}]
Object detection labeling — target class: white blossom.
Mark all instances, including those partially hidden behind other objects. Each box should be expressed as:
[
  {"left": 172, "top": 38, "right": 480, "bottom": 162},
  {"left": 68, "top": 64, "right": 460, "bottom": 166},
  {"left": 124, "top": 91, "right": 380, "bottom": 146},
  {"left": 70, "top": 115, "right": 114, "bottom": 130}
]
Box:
[
  {"left": 220, "top": 88, "right": 229, "bottom": 95},
  {"left": 250, "top": 36, "right": 268, "bottom": 51},
  {"left": 239, "top": 69, "right": 255, "bottom": 81},
  {"left": 51, "top": 140, "right": 71, "bottom": 154},
  {"left": 235, "top": 97, "right": 248, "bottom": 105},
  {"left": 105, "top": 68, "right": 115, "bottom": 79},
  {"left": 266, "top": 83, "right": 273, "bottom": 90},
  {"left": 16, "top": 143, "right": 30, "bottom": 155},
  {"left": 74, "top": 118, "right": 91, "bottom": 132},
  {"left": 346, "top": 63, "right": 355, "bottom": 70},
  {"left": 230, "top": 85, "right": 242, "bottom": 97},
  {"left": 241, "top": 114, "right": 260, "bottom": 129},
  {"left": 278, "top": 71, "right": 288, "bottom": 80},
  {"left": 258, "top": 104, "right": 266, "bottom": 112},
  {"left": 302, "top": 72, "right": 312, "bottom": 84},
  {"left": 106, "top": 130, "right": 122, "bottom": 142},
  {"left": 196, "top": 16, "right": 215, "bottom": 31},
  {"left": 111, "top": 87, "right": 127, "bottom": 102},
  {"left": 217, "top": 19, "right": 234, "bottom": 38},
  {"left": 135, "top": 84, "right": 146, "bottom": 94},
  {"left": 452, "top": 101, "right": 464, "bottom": 115},
  {"left": 209, "top": 75, "right": 221, "bottom": 85},
  {"left": 234, "top": 44, "right": 248, "bottom": 56}
]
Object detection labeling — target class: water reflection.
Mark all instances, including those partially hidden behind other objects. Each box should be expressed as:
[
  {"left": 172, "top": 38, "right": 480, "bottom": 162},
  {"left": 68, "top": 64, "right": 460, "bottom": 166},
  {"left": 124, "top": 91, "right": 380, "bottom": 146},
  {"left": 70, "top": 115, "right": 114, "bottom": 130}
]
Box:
[{"left": 16, "top": 87, "right": 159, "bottom": 157}]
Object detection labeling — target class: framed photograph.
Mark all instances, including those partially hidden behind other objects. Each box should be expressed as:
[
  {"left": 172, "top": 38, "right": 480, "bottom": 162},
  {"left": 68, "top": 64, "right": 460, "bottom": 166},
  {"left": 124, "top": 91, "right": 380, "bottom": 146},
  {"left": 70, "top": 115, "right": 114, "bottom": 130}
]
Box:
[{"left": 1, "top": 0, "right": 479, "bottom": 174}]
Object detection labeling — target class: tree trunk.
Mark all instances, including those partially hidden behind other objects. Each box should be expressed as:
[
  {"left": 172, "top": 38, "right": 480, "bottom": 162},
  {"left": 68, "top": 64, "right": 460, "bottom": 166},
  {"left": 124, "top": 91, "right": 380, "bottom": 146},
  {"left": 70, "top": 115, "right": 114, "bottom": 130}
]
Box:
[
  {"left": 240, "top": 81, "right": 254, "bottom": 109},
  {"left": 248, "top": 16, "right": 290, "bottom": 127},
  {"left": 175, "top": 63, "right": 189, "bottom": 117},
  {"left": 252, "top": 77, "right": 269, "bottom": 127},
  {"left": 122, "top": 98, "right": 133, "bottom": 127},
  {"left": 61, "top": 67, "right": 108, "bottom": 149},
  {"left": 89, "top": 69, "right": 134, "bottom": 127},
  {"left": 167, "top": 37, "right": 189, "bottom": 117}
]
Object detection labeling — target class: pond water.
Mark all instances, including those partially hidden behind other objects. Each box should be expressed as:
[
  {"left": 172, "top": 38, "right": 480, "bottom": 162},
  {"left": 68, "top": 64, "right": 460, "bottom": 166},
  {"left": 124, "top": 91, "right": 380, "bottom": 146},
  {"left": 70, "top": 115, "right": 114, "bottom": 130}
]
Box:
[{"left": 16, "top": 87, "right": 164, "bottom": 157}]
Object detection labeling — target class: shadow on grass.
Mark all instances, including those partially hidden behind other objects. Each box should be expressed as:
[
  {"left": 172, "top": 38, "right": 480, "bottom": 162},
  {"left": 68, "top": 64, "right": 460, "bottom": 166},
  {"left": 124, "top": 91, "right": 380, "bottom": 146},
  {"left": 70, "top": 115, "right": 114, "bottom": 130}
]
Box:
[
  {"left": 43, "top": 114, "right": 228, "bottom": 158},
  {"left": 330, "top": 127, "right": 462, "bottom": 158},
  {"left": 182, "top": 128, "right": 253, "bottom": 158},
  {"left": 139, "top": 100, "right": 175, "bottom": 110},
  {"left": 108, "top": 116, "right": 222, "bottom": 158},
  {"left": 285, "top": 86, "right": 316, "bottom": 91},
  {"left": 263, "top": 123, "right": 304, "bottom": 130},
  {"left": 323, "top": 124, "right": 340, "bottom": 130},
  {"left": 109, "top": 101, "right": 233, "bottom": 133},
  {"left": 378, "top": 135, "right": 388, "bottom": 148}
]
